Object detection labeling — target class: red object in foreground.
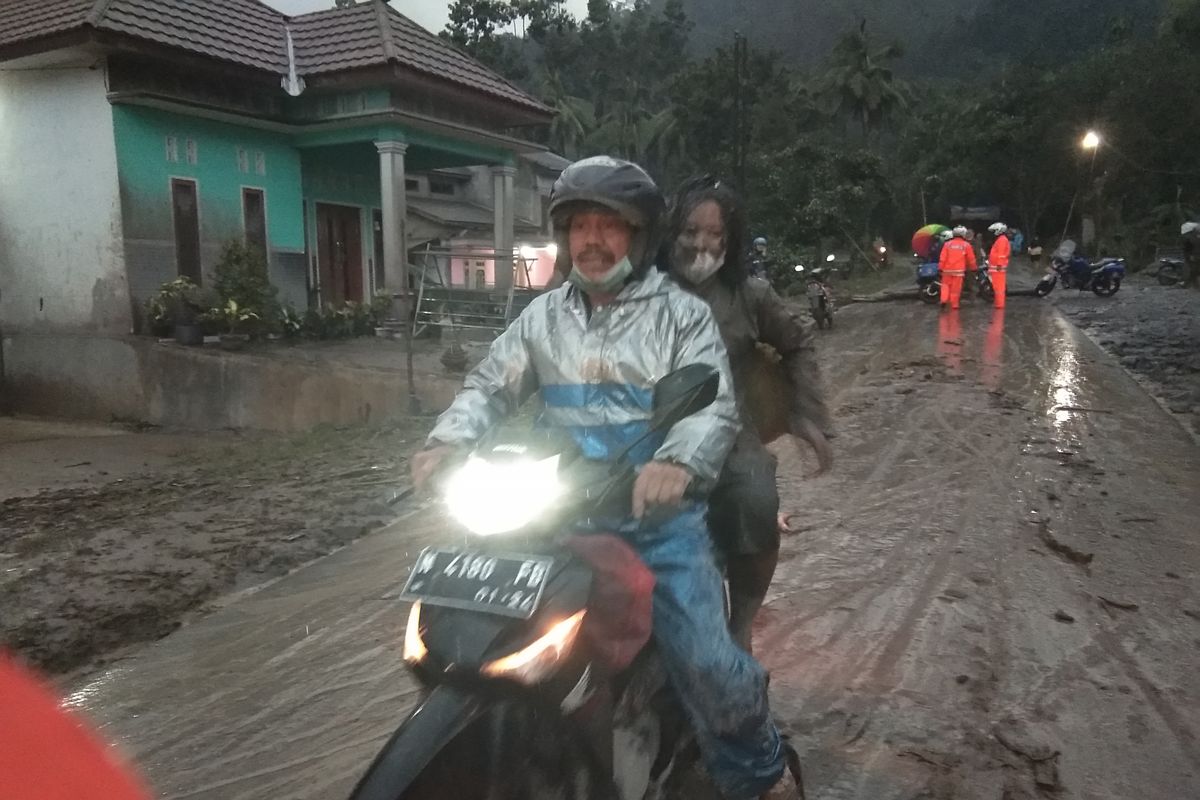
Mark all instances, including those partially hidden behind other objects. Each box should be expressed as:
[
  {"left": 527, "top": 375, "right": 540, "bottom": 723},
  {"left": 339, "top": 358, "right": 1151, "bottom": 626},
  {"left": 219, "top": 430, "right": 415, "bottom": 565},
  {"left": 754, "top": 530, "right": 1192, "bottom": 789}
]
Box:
[
  {"left": 566, "top": 534, "right": 656, "bottom": 672},
  {"left": 0, "top": 651, "right": 150, "bottom": 800}
]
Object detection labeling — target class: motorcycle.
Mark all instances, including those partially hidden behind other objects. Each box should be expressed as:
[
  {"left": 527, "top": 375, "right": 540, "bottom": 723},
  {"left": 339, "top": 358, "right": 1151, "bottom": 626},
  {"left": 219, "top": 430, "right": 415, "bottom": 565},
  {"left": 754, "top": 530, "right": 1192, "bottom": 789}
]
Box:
[
  {"left": 974, "top": 263, "right": 996, "bottom": 302},
  {"left": 806, "top": 270, "right": 835, "bottom": 329},
  {"left": 916, "top": 261, "right": 940, "bottom": 304},
  {"left": 1153, "top": 256, "right": 1187, "bottom": 286},
  {"left": 1035, "top": 240, "right": 1125, "bottom": 297},
  {"left": 349, "top": 366, "right": 798, "bottom": 800}
]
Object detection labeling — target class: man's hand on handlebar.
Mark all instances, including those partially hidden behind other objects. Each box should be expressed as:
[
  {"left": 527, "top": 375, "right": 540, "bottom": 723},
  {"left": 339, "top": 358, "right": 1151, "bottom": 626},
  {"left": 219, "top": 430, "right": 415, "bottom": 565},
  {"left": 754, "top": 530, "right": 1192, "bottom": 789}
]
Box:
[
  {"left": 632, "top": 461, "right": 693, "bottom": 519},
  {"left": 411, "top": 444, "right": 457, "bottom": 490}
]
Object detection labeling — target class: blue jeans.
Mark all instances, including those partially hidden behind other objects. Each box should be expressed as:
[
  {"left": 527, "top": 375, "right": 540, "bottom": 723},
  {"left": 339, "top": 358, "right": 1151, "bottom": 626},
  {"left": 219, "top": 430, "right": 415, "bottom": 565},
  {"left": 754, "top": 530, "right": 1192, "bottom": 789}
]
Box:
[{"left": 588, "top": 504, "right": 785, "bottom": 798}]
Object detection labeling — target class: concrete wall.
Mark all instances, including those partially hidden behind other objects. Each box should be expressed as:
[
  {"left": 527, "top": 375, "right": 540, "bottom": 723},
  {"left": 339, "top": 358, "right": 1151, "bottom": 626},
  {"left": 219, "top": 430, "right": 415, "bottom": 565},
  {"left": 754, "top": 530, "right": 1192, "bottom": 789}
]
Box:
[
  {"left": 1, "top": 332, "right": 460, "bottom": 432},
  {"left": 0, "top": 64, "right": 130, "bottom": 334}
]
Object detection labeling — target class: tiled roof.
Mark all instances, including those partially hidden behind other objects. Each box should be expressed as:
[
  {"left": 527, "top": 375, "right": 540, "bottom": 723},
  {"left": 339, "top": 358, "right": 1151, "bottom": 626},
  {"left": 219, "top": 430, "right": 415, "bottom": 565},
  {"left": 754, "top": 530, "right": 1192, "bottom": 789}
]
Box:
[
  {"left": 0, "top": 0, "right": 548, "bottom": 114},
  {"left": 409, "top": 196, "right": 539, "bottom": 233},
  {"left": 291, "top": 2, "right": 548, "bottom": 113},
  {"left": 98, "top": 0, "right": 287, "bottom": 72},
  {"left": 0, "top": 0, "right": 91, "bottom": 49}
]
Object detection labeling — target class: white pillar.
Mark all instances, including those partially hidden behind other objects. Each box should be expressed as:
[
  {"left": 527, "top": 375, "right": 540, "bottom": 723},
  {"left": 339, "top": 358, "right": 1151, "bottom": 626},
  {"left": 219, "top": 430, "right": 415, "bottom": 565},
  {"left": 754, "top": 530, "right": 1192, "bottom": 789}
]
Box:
[
  {"left": 375, "top": 141, "right": 409, "bottom": 300},
  {"left": 492, "top": 165, "right": 517, "bottom": 290}
]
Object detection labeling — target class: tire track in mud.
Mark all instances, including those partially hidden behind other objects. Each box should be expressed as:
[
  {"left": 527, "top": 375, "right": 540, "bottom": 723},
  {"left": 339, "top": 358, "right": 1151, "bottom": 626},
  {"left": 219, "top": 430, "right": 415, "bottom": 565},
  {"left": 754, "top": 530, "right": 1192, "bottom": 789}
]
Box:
[{"left": 758, "top": 302, "right": 1184, "bottom": 799}]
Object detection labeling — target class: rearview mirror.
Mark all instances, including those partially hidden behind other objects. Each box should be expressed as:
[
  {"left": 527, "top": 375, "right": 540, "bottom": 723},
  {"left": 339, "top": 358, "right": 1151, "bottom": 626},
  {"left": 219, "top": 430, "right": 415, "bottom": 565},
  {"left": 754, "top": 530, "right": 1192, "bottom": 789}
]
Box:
[{"left": 651, "top": 365, "right": 719, "bottom": 430}]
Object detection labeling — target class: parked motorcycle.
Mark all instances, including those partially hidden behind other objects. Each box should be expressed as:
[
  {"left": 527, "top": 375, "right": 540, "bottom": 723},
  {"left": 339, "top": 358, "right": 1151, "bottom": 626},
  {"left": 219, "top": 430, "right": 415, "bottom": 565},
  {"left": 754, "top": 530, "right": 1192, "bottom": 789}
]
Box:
[
  {"left": 348, "top": 366, "right": 798, "bottom": 800},
  {"left": 916, "top": 261, "right": 940, "bottom": 304},
  {"left": 1153, "top": 256, "right": 1187, "bottom": 286},
  {"left": 974, "top": 262, "right": 996, "bottom": 302},
  {"left": 1035, "top": 240, "right": 1126, "bottom": 297},
  {"left": 806, "top": 268, "right": 835, "bottom": 329}
]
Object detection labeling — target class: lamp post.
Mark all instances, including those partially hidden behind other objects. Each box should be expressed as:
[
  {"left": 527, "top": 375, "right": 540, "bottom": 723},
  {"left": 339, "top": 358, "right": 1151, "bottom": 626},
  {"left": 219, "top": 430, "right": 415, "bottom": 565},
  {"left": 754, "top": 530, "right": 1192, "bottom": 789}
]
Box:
[
  {"left": 1082, "top": 130, "right": 1102, "bottom": 251},
  {"left": 1061, "top": 130, "right": 1103, "bottom": 248}
]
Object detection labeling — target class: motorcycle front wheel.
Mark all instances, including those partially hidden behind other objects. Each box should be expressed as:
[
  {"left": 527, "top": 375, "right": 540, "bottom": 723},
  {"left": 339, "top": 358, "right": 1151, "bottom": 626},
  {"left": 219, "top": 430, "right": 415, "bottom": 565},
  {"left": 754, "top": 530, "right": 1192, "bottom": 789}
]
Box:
[
  {"left": 920, "top": 284, "right": 940, "bottom": 304},
  {"left": 1092, "top": 276, "right": 1121, "bottom": 297}
]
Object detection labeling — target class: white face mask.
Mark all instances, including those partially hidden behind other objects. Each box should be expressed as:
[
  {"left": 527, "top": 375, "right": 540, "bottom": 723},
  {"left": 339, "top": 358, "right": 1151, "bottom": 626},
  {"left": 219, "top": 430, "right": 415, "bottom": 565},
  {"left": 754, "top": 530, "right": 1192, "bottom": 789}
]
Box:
[{"left": 678, "top": 250, "right": 725, "bottom": 285}]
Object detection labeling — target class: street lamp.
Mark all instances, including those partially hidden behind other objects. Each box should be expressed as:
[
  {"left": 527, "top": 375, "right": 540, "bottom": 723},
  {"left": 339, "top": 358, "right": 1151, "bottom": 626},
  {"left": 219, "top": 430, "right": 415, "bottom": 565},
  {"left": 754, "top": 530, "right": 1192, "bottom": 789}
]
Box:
[{"left": 1081, "top": 130, "right": 1103, "bottom": 251}]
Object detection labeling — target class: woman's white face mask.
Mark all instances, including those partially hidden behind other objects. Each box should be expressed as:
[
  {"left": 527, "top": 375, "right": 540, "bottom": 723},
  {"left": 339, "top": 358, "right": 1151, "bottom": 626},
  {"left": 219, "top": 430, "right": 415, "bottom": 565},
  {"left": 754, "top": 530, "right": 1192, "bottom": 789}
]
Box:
[
  {"left": 678, "top": 250, "right": 725, "bottom": 284},
  {"left": 673, "top": 199, "right": 727, "bottom": 286}
]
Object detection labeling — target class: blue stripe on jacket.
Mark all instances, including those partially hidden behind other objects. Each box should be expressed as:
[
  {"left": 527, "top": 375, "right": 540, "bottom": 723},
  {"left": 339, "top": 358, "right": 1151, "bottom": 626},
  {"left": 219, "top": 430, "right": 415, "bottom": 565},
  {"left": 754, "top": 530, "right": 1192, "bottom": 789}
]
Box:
[{"left": 540, "top": 382, "right": 654, "bottom": 412}]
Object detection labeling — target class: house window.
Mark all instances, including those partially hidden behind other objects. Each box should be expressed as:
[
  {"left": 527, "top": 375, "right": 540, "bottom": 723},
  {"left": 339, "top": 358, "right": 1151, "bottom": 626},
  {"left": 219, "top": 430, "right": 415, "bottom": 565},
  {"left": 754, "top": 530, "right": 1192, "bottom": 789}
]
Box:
[
  {"left": 185, "top": 138, "right": 198, "bottom": 165},
  {"left": 255, "top": 151, "right": 266, "bottom": 176},
  {"left": 429, "top": 179, "right": 455, "bottom": 196},
  {"left": 165, "top": 136, "right": 179, "bottom": 163},
  {"left": 242, "top": 188, "right": 267, "bottom": 260},
  {"left": 236, "top": 147, "right": 249, "bottom": 173}
]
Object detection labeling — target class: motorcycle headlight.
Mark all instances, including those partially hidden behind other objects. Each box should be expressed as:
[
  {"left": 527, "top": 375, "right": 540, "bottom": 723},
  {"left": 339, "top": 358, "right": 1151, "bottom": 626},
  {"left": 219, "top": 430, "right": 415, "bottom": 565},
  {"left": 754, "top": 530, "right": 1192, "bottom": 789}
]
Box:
[
  {"left": 403, "top": 601, "right": 427, "bottom": 664},
  {"left": 444, "top": 454, "right": 563, "bottom": 536},
  {"left": 481, "top": 611, "right": 586, "bottom": 684}
]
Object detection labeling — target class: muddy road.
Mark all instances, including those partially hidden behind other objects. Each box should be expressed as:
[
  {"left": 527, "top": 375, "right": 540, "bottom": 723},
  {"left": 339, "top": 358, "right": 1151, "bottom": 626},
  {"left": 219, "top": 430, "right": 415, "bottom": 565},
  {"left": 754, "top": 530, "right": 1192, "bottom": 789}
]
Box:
[{"left": 68, "top": 297, "right": 1200, "bottom": 800}]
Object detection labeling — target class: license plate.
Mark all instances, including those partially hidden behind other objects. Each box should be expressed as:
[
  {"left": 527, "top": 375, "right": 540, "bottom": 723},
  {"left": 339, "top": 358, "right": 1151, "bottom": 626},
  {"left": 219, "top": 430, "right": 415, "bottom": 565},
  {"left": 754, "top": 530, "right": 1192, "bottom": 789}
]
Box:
[{"left": 401, "top": 547, "right": 553, "bottom": 619}]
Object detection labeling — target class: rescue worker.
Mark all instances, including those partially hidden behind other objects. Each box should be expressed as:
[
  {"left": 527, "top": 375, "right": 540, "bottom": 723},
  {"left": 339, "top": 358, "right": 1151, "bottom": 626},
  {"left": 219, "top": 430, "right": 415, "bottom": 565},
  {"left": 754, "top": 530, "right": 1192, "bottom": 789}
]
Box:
[
  {"left": 929, "top": 228, "right": 952, "bottom": 265},
  {"left": 663, "top": 175, "right": 832, "bottom": 654},
  {"left": 412, "top": 157, "right": 803, "bottom": 800},
  {"left": 938, "top": 226, "right": 976, "bottom": 310},
  {"left": 987, "top": 221, "right": 1012, "bottom": 308}
]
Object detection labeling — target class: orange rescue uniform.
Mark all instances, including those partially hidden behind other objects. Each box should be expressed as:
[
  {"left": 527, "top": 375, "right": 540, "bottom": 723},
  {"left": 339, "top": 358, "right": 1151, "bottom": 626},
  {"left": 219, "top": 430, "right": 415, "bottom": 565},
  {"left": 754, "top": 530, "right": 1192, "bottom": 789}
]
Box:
[
  {"left": 989, "top": 235, "right": 1012, "bottom": 308},
  {"left": 938, "top": 238, "right": 977, "bottom": 309}
]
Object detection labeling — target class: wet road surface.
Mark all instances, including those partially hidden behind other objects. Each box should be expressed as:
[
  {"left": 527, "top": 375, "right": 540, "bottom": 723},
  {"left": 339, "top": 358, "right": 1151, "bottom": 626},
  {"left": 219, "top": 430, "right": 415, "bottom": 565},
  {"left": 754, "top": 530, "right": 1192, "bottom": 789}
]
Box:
[{"left": 73, "top": 297, "right": 1200, "bottom": 799}]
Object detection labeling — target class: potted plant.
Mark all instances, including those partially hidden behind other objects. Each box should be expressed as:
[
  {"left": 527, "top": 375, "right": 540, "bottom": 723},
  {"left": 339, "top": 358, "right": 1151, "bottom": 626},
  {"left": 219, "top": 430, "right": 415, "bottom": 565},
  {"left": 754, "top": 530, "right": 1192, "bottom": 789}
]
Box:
[
  {"left": 216, "top": 299, "right": 259, "bottom": 351},
  {"left": 148, "top": 277, "right": 208, "bottom": 345},
  {"left": 277, "top": 306, "right": 304, "bottom": 340}
]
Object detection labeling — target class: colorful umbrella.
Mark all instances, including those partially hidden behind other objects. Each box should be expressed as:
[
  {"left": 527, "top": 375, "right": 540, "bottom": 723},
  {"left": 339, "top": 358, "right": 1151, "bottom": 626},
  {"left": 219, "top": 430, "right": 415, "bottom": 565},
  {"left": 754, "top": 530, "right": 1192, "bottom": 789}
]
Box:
[{"left": 911, "top": 224, "right": 948, "bottom": 259}]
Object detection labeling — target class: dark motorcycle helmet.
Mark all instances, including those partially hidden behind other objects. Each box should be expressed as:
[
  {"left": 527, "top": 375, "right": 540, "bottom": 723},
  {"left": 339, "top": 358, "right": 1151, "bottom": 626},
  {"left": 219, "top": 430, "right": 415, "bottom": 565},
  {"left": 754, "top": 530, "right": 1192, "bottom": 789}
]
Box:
[{"left": 548, "top": 156, "right": 666, "bottom": 278}]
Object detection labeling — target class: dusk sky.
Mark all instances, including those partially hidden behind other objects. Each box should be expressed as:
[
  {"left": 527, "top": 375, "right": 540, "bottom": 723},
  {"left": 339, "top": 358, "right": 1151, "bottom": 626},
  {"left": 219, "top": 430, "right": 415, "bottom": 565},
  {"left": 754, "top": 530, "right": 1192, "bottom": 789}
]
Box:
[{"left": 261, "top": 0, "right": 592, "bottom": 36}]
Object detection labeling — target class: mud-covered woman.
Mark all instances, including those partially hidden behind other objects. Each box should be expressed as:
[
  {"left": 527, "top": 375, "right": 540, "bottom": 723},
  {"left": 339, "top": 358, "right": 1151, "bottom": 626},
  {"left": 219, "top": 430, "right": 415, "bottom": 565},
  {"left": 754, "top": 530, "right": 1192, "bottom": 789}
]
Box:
[{"left": 662, "top": 175, "right": 833, "bottom": 652}]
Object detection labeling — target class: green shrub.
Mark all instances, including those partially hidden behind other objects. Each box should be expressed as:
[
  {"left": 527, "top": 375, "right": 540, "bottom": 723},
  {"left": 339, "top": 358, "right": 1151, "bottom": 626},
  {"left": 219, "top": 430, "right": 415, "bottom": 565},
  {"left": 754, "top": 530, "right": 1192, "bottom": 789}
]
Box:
[{"left": 213, "top": 239, "right": 277, "bottom": 321}]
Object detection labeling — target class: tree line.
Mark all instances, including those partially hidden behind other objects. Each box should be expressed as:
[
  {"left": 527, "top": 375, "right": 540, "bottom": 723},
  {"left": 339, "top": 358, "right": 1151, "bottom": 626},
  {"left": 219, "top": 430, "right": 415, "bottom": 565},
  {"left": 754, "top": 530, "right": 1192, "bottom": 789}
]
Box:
[{"left": 442, "top": 0, "right": 1200, "bottom": 265}]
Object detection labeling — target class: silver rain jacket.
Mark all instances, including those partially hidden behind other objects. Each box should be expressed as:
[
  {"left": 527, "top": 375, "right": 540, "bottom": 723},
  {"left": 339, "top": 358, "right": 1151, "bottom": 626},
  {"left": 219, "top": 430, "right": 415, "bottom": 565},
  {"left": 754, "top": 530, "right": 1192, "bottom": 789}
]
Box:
[{"left": 427, "top": 270, "right": 740, "bottom": 484}]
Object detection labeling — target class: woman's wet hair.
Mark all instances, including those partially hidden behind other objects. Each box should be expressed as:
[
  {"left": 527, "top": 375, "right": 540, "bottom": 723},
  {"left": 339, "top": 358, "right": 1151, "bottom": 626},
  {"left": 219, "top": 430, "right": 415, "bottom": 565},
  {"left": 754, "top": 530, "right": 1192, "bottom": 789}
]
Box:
[{"left": 662, "top": 174, "right": 749, "bottom": 288}]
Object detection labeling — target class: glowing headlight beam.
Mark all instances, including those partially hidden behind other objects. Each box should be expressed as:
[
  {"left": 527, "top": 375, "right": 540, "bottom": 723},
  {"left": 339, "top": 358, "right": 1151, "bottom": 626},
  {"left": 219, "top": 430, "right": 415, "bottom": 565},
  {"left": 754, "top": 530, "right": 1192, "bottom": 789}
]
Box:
[
  {"left": 444, "top": 455, "right": 563, "bottom": 536},
  {"left": 403, "top": 601, "right": 427, "bottom": 664},
  {"left": 481, "top": 610, "right": 586, "bottom": 684}
]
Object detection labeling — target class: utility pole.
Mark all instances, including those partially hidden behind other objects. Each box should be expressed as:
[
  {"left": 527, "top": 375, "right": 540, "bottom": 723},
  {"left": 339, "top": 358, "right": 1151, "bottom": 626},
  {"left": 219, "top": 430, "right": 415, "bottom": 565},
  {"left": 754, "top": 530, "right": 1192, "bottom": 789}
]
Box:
[{"left": 733, "top": 31, "right": 748, "bottom": 193}]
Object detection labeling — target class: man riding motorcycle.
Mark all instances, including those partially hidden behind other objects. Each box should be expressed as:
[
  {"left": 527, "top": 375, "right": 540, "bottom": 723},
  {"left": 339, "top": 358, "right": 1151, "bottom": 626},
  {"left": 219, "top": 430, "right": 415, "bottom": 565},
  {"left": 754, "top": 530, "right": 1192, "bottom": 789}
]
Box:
[{"left": 411, "top": 157, "right": 801, "bottom": 800}]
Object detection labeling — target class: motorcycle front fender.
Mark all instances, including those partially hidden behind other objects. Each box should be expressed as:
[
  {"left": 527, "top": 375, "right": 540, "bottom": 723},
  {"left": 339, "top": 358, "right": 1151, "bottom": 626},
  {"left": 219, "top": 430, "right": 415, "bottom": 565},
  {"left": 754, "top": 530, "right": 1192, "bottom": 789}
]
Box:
[{"left": 348, "top": 685, "right": 488, "bottom": 800}]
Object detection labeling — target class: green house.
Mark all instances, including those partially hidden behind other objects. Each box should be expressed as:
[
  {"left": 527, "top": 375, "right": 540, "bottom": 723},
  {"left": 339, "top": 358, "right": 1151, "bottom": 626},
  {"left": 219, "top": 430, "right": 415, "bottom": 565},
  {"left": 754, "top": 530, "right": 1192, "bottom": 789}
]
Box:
[{"left": 0, "top": 0, "right": 553, "bottom": 336}]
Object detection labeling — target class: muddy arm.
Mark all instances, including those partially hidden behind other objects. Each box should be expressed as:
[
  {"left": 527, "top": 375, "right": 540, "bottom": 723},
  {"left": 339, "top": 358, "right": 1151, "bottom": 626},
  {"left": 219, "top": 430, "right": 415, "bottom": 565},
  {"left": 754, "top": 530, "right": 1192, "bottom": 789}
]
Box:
[{"left": 750, "top": 281, "right": 833, "bottom": 437}]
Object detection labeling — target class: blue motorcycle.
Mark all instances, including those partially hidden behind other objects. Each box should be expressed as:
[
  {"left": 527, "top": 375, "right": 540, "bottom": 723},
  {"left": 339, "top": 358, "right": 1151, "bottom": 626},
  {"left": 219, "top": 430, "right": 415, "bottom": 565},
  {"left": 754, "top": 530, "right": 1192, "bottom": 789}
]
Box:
[
  {"left": 1035, "top": 240, "right": 1125, "bottom": 297},
  {"left": 916, "top": 261, "right": 941, "bottom": 303}
]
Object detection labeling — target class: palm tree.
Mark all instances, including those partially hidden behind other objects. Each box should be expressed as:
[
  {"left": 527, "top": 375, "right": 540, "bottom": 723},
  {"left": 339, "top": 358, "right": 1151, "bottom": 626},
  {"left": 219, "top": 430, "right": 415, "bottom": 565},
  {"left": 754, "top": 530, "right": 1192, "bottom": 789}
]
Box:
[
  {"left": 816, "top": 20, "right": 909, "bottom": 140},
  {"left": 542, "top": 71, "right": 595, "bottom": 158}
]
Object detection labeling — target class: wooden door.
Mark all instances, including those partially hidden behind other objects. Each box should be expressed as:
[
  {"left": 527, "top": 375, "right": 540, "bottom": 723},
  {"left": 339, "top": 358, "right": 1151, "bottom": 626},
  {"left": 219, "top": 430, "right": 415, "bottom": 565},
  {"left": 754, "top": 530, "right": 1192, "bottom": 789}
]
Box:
[
  {"left": 242, "top": 188, "right": 267, "bottom": 259},
  {"left": 171, "top": 179, "right": 201, "bottom": 283},
  {"left": 315, "top": 203, "right": 363, "bottom": 305}
]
